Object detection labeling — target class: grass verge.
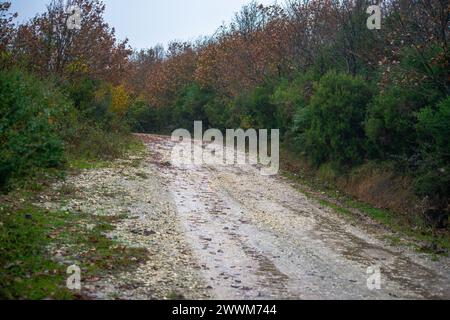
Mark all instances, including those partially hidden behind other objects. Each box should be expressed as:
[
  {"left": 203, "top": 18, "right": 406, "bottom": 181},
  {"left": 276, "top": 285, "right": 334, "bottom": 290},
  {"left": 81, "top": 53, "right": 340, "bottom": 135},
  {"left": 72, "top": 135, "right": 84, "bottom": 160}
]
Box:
[
  {"left": 0, "top": 204, "right": 147, "bottom": 299},
  {"left": 281, "top": 151, "right": 449, "bottom": 256},
  {"left": 0, "top": 138, "right": 148, "bottom": 299}
]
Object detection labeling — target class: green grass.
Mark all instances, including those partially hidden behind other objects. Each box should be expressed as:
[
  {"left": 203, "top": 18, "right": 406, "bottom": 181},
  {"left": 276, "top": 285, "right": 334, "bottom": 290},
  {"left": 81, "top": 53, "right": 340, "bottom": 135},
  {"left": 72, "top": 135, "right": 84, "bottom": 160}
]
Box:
[
  {"left": 343, "top": 199, "right": 449, "bottom": 253},
  {"left": 67, "top": 158, "right": 112, "bottom": 170},
  {"left": 67, "top": 138, "right": 146, "bottom": 171},
  {"left": 0, "top": 139, "right": 149, "bottom": 300},
  {"left": 318, "top": 199, "right": 353, "bottom": 218},
  {"left": 345, "top": 200, "right": 395, "bottom": 225},
  {"left": 0, "top": 206, "right": 73, "bottom": 299},
  {"left": 385, "top": 235, "right": 402, "bottom": 246},
  {"left": 126, "top": 138, "right": 146, "bottom": 155},
  {"left": 282, "top": 169, "right": 450, "bottom": 256},
  {"left": 135, "top": 172, "right": 149, "bottom": 180},
  {"left": 0, "top": 204, "right": 148, "bottom": 300}
]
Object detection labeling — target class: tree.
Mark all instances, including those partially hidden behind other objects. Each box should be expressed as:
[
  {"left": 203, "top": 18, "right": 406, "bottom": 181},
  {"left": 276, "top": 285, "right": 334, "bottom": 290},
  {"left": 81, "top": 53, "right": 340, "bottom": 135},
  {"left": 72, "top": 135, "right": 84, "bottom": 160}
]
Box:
[
  {"left": 303, "top": 72, "right": 373, "bottom": 168},
  {"left": 128, "top": 46, "right": 164, "bottom": 95},
  {"left": 110, "top": 84, "right": 131, "bottom": 116},
  {"left": 144, "top": 42, "right": 197, "bottom": 108},
  {"left": 415, "top": 97, "right": 450, "bottom": 202},
  {"left": 13, "top": 0, "right": 131, "bottom": 83},
  {"left": 0, "top": 2, "right": 17, "bottom": 68}
]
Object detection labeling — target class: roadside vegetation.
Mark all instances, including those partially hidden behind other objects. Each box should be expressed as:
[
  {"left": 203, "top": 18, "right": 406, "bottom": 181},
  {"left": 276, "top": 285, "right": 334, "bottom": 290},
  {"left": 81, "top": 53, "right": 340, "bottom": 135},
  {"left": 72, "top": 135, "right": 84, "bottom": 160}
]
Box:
[
  {"left": 0, "top": 0, "right": 448, "bottom": 299},
  {"left": 122, "top": 1, "right": 449, "bottom": 242},
  {"left": 0, "top": 0, "right": 146, "bottom": 299},
  {"left": 0, "top": 198, "right": 148, "bottom": 299}
]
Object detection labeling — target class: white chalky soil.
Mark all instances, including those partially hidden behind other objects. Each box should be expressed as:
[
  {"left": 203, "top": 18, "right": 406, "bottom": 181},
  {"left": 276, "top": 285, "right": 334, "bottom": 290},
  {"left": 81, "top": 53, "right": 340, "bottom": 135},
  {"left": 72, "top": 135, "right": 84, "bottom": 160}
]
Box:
[{"left": 42, "top": 134, "right": 450, "bottom": 300}]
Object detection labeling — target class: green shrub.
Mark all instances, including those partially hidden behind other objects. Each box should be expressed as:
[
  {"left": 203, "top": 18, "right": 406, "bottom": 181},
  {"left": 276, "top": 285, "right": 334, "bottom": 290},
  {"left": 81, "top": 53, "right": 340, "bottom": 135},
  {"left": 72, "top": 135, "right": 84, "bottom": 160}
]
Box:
[
  {"left": 64, "top": 123, "right": 132, "bottom": 161},
  {"left": 365, "top": 45, "right": 448, "bottom": 161},
  {"left": 63, "top": 78, "right": 119, "bottom": 131},
  {"left": 397, "top": 46, "right": 448, "bottom": 101},
  {"left": 365, "top": 86, "right": 421, "bottom": 159},
  {"left": 61, "top": 77, "right": 134, "bottom": 160},
  {"left": 301, "top": 72, "right": 373, "bottom": 169},
  {"left": 126, "top": 99, "right": 157, "bottom": 133},
  {"left": 414, "top": 97, "right": 450, "bottom": 201},
  {"left": 204, "top": 96, "right": 232, "bottom": 131},
  {"left": 272, "top": 73, "right": 316, "bottom": 139},
  {"left": 229, "top": 83, "right": 277, "bottom": 130},
  {"left": 0, "top": 70, "right": 70, "bottom": 189},
  {"left": 172, "top": 84, "right": 212, "bottom": 131}
]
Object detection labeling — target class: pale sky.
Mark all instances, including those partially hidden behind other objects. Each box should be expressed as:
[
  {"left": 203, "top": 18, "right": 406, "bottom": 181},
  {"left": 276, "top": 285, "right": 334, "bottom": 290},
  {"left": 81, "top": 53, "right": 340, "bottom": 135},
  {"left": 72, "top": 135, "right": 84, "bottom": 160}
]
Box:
[{"left": 11, "top": 0, "right": 278, "bottom": 49}]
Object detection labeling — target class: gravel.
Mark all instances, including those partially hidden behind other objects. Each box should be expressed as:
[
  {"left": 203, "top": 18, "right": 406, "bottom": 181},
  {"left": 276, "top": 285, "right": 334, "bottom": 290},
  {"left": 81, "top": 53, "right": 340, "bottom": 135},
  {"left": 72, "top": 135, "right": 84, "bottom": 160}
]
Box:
[
  {"left": 37, "top": 134, "right": 450, "bottom": 300},
  {"left": 39, "top": 151, "right": 210, "bottom": 300}
]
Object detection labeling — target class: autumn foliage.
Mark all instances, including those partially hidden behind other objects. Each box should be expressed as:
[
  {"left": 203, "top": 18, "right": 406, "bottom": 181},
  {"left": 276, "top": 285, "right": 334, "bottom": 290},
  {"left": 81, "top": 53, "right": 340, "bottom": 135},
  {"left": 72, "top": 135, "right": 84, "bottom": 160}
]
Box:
[
  {"left": 0, "top": 0, "right": 449, "bottom": 221},
  {"left": 124, "top": 0, "right": 449, "bottom": 219},
  {"left": 0, "top": 0, "right": 134, "bottom": 190}
]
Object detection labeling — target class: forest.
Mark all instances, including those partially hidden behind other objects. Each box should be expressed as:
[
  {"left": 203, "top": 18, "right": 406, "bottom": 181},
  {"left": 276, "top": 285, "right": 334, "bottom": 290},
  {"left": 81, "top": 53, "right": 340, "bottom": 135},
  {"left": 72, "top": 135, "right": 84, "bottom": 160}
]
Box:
[{"left": 1, "top": 0, "right": 449, "bottom": 230}]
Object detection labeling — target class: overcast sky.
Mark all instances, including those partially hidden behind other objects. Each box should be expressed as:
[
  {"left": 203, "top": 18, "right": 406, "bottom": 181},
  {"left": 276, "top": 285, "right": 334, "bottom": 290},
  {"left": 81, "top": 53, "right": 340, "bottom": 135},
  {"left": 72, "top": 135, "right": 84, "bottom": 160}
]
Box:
[{"left": 11, "top": 0, "right": 277, "bottom": 50}]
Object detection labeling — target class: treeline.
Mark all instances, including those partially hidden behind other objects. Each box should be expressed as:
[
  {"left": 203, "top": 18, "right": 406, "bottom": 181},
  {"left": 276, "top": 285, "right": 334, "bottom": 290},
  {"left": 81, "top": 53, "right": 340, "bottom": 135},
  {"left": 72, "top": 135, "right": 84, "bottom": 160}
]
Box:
[
  {"left": 124, "top": 1, "right": 449, "bottom": 220},
  {"left": 0, "top": 0, "right": 135, "bottom": 190},
  {"left": 1, "top": 1, "right": 449, "bottom": 222}
]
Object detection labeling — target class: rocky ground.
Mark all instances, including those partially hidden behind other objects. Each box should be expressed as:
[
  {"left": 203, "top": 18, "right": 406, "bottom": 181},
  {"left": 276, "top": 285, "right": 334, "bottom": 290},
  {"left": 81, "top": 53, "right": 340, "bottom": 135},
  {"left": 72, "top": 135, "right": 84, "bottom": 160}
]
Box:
[{"left": 38, "top": 134, "right": 450, "bottom": 300}]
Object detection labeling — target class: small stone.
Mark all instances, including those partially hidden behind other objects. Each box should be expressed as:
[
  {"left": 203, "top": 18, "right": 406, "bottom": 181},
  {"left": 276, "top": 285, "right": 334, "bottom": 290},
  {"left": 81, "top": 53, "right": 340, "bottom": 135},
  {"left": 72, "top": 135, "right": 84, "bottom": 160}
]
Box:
[{"left": 143, "top": 230, "right": 156, "bottom": 236}]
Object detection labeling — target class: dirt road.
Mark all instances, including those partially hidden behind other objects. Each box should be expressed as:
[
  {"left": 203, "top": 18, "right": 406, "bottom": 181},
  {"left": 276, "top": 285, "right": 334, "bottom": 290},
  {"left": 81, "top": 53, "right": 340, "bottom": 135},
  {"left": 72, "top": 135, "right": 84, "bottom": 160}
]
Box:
[
  {"left": 138, "top": 134, "right": 450, "bottom": 300},
  {"left": 47, "top": 134, "right": 450, "bottom": 299}
]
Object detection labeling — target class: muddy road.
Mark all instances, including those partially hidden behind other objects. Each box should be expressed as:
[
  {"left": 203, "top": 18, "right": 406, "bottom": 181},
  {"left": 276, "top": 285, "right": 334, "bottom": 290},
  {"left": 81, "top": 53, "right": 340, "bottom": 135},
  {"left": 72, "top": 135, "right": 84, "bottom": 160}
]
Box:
[
  {"left": 135, "top": 134, "right": 449, "bottom": 300},
  {"left": 46, "top": 134, "right": 449, "bottom": 299}
]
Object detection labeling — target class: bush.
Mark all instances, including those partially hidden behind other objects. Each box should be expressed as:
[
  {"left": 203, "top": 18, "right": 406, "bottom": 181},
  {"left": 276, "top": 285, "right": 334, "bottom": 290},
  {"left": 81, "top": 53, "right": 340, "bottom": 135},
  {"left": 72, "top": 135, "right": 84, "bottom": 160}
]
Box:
[
  {"left": 64, "top": 77, "right": 98, "bottom": 117},
  {"left": 204, "top": 96, "right": 232, "bottom": 131},
  {"left": 126, "top": 99, "right": 157, "bottom": 133},
  {"left": 274, "top": 73, "right": 317, "bottom": 146},
  {"left": 229, "top": 83, "right": 277, "bottom": 130},
  {"left": 0, "top": 70, "right": 135, "bottom": 191},
  {"left": 172, "top": 84, "right": 212, "bottom": 131},
  {"left": 64, "top": 123, "right": 132, "bottom": 161},
  {"left": 301, "top": 72, "right": 373, "bottom": 169},
  {"left": 414, "top": 97, "right": 450, "bottom": 202},
  {"left": 365, "top": 86, "right": 421, "bottom": 159},
  {"left": 0, "top": 70, "right": 70, "bottom": 189},
  {"left": 365, "top": 45, "right": 448, "bottom": 160},
  {"left": 63, "top": 78, "right": 118, "bottom": 130},
  {"left": 61, "top": 77, "right": 134, "bottom": 160}
]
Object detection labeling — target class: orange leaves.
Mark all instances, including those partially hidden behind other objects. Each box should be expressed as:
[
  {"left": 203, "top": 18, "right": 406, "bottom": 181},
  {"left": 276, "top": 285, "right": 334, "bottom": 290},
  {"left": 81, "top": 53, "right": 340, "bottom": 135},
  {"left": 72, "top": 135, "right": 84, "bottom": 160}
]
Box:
[
  {"left": 11, "top": 0, "right": 131, "bottom": 84},
  {"left": 143, "top": 43, "right": 197, "bottom": 108},
  {"left": 128, "top": 0, "right": 449, "bottom": 110},
  {"left": 125, "top": 2, "right": 297, "bottom": 104},
  {"left": 0, "top": 2, "right": 16, "bottom": 53},
  {"left": 128, "top": 3, "right": 298, "bottom": 104}
]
